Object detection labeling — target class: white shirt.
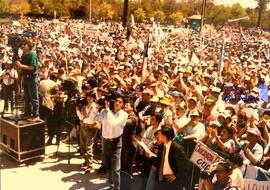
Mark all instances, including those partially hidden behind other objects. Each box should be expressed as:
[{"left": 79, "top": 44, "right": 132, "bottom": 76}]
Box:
[
  {"left": 2, "top": 68, "right": 18, "bottom": 86},
  {"left": 163, "top": 141, "right": 174, "bottom": 175},
  {"left": 173, "top": 115, "right": 190, "bottom": 135},
  {"left": 83, "top": 103, "right": 98, "bottom": 124},
  {"left": 142, "top": 125, "right": 160, "bottom": 147},
  {"left": 97, "top": 109, "right": 128, "bottom": 138},
  {"left": 76, "top": 103, "right": 98, "bottom": 124},
  {"left": 183, "top": 122, "right": 205, "bottom": 140}
]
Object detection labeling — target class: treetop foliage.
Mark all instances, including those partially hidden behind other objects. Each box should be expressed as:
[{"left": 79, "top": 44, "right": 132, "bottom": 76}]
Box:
[{"left": 0, "top": 0, "right": 269, "bottom": 28}]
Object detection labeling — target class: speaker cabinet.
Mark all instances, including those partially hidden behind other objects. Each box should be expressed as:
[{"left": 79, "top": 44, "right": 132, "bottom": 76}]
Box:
[{"left": 0, "top": 117, "right": 45, "bottom": 162}]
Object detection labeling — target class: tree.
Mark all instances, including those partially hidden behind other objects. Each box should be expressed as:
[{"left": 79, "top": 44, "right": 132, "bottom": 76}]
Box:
[
  {"left": 30, "top": 0, "right": 43, "bottom": 15},
  {"left": 153, "top": 10, "right": 165, "bottom": 22},
  {"left": 0, "top": 0, "right": 10, "bottom": 13},
  {"left": 9, "top": 0, "right": 30, "bottom": 15},
  {"left": 97, "top": 1, "right": 114, "bottom": 19},
  {"left": 230, "top": 3, "right": 246, "bottom": 18},
  {"left": 134, "top": 7, "right": 146, "bottom": 23},
  {"left": 168, "top": 11, "right": 184, "bottom": 24},
  {"left": 255, "top": 0, "right": 270, "bottom": 27},
  {"left": 243, "top": 8, "right": 257, "bottom": 27},
  {"left": 122, "top": 0, "right": 129, "bottom": 27}
]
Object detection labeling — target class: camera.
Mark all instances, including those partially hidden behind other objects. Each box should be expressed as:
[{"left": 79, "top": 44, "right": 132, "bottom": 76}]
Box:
[
  {"left": 61, "top": 79, "right": 79, "bottom": 97},
  {"left": 96, "top": 92, "right": 116, "bottom": 111},
  {"left": 200, "top": 170, "right": 216, "bottom": 180},
  {"left": 72, "top": 96, "right": 88, "bottom": 107},
  {"left": 8, "top": 35, "right": 23, "bottom": 50},
  {"left": 8, "top": 35, "right": 24, "bottom": 62}
]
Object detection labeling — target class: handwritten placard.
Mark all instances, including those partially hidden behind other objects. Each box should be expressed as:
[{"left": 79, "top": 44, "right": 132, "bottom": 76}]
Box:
[
  {"left": 244, "top": 179, "right": 270, "bottom": 190},
  {"left": 190, "top": 142, "right": 222, "bottom": 171}
]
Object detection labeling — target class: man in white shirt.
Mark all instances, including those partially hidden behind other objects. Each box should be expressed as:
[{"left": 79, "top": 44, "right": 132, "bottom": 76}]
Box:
[
  {"left": 76, "top": 92, "right": 99, "bottom": 173},
  {"left": 96, "top": 94, "right": 128, "bottom": 190},
  {"left": 182, "top": 110, "right": 206, "bottom": 141},
  {"left": 140, "top": 113, "right": 163, "bottom": 190}
]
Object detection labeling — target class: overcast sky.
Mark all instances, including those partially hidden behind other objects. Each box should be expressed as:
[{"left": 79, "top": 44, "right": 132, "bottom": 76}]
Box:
[{"left": 215, "top": 0, "right": 258, "bottom": 8}]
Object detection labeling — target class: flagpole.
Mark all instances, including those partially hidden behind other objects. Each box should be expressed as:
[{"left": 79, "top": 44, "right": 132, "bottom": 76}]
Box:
[
  {"left": 89, "top": 0, "right": 92, "bottom": 23},
  {"left": 218, "top": 32, "right": 225, "bottom": 77},
  {"left": 200, "top": 0, "right": 206, "bottom": 34}
]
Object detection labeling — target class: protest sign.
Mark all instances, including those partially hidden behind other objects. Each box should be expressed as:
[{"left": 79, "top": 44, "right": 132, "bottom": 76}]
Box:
[
  {"left": 244, "top": 179, "right": 270, "bottom": 190},
  {"left": 190, "top": 142, "right": 222, "bottom": 171}
]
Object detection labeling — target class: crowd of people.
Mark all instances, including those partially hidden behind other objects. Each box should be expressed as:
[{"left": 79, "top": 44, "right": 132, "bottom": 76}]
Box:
[{"left": 0, "top": 18, "right": 270, "bottom": 190}]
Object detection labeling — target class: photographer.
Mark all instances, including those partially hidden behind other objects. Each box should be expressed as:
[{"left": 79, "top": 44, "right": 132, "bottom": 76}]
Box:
[
  {"left": 49, "top": 88, "right": 68, "bottom": 145},
  {"left": 39, "top": 75, "right": 59, "bottom": 145},
  {"left": 76, "top": 92, "right": 100, "bottom": 173},
  {"left": 15, "top": 39, "right": 40, "bottom": 121},
  {"left": 199, "top": 161, "right": 238, "bottom": 190},
  {"left": 96, "top": 93, "right": 128, "bottom": 190}
]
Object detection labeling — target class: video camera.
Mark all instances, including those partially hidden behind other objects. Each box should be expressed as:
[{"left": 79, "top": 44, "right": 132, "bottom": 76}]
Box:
[
  {"left": 70, "top": 96, "right": 88, "bottom": 108},
  {"left": 8, "top": 35, "right": 23, "bottom": 50},
  {"left": 96, "top": 91, "right": 116, "bottom": 111},
  {"left": 7, "top": 30, "right": 37, "bottom": 50},
  {"left": 200, "top": 170, "right": 216, "bottom": 180},
  {"left": 61, "top": 79, "right": 79, "bottom": 98}
]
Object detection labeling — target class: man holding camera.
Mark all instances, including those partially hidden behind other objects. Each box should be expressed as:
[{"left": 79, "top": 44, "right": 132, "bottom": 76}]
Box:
[
  {"left": 199, "top": 161, "right": 238, "bottom": 190},
  {"left": 15, "top": 39, "right": 40, "bottom": 121},
  {"left": 96, "top": 94, "right": 128, "bottom": 190},
  {"left": 76, "top": 92, "right": 100, "bottom": 173}
]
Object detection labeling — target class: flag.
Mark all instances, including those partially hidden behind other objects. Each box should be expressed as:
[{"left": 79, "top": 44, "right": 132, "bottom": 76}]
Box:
[
  {"left": 190, "top": 52, "right": 200, "bottom": 65},
  {"left": 59, "top": 35, "right": 70, "bottom": 51},
  {"left": 218, "top": 32, "right": 225, "bottom": 77},
  {"left": 64, "top": 25, "right": 74, "bottom": 37},
  {"left": 259, "top": 83, "right": 269, "bottom": 103},
  {"left": 144, "top": 35, "right": 151, "bottom": 58},
  {"left": 131, "top": 14, "right": 135, "bottom": 27},
  {"left": 142, "top": 36, "right": 151, "bottom": 79},
  {"left": 240, "top": 27, "right": 248, "bottom": 42}
]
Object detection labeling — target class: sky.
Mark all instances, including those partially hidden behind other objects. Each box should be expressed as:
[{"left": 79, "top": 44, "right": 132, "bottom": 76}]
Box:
[{"left": 215, "top": 0, "right": 258, "bottom": 8}]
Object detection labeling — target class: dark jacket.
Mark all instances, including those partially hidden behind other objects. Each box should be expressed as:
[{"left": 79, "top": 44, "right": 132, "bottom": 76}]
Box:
[{"left": 153, "top": 141, "right": 192, "bottom": 189}]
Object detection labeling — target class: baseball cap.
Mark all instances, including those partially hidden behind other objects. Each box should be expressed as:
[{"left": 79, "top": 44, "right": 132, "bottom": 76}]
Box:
[
  {"left": 214, "top": 161, "right": 233, "bottom": 174},
  {"left": 190, "top": 110, "right": 201, "bottom": 117},
  {"left": 246, "top": 127, "right": 261, "bottom": 138}
]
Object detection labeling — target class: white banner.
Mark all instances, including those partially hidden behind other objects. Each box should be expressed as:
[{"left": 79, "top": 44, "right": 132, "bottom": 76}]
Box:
[
  {"left": 190, "top": 142, "right": 222, "bottom": 171},
  {"left": 244, "top": 179, "right": 270, "bottom": 190}
]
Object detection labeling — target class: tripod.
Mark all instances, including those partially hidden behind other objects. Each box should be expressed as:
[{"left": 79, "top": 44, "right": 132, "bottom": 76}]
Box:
[{"left": 55, "top": 97, "right": 80, "bottom": 165}]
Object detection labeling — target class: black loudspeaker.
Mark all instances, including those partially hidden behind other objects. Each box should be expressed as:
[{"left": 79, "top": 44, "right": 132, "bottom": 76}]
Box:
[{"left": 0, "top": 117, "right": 45, "bottom": 162}]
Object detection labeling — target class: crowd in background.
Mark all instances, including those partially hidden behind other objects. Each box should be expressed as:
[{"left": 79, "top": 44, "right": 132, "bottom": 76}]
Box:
[{"left": 0, "top": 18, "right": 270, "bottom": 190}]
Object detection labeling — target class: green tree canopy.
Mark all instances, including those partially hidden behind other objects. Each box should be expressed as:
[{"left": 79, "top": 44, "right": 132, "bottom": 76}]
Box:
[{"left": 0, "top": 0, "right": 10, "bottom": 13}]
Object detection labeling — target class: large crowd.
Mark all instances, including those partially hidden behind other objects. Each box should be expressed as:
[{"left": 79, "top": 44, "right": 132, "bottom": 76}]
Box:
[{"left": 0, "top": 18, "right": 270, "bottom": 190}]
